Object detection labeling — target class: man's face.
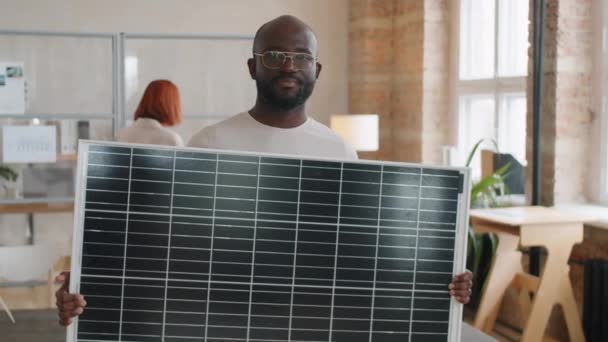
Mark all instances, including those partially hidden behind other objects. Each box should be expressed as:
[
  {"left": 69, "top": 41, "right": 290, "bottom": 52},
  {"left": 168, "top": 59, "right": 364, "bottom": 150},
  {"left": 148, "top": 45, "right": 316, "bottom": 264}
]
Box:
[{"left": 249, "top": 24, "right": 322, "bottom": 110}]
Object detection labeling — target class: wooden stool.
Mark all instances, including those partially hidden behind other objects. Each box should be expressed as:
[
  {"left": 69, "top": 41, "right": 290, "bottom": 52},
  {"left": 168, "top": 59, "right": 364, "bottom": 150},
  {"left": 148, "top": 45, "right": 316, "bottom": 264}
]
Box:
[{"left": 470, "top": 206, "right": 590, "bottom": 342}]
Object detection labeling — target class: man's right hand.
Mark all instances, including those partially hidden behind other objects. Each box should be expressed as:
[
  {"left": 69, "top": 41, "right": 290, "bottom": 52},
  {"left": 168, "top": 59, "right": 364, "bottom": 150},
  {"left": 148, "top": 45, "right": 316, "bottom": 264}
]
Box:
[{"left": 55, "top": 271, "right": 87, "bottom": 326}]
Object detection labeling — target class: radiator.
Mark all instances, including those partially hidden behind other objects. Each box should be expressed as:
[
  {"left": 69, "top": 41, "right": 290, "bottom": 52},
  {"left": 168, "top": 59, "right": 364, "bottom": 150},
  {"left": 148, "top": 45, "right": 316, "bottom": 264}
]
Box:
[{"left": 583, "top": 260, "right": 608, "bottom": 341}]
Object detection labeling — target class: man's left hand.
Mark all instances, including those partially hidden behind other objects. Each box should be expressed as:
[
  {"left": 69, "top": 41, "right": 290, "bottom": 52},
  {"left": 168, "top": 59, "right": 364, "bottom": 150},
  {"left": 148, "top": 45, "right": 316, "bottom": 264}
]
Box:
[{"left": 449, "top": 270, "right": 473, "bottom": 304}]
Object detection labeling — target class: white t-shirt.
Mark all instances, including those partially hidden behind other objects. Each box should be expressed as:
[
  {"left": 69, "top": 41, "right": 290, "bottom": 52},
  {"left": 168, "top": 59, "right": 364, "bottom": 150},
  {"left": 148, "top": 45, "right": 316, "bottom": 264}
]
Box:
[
  {"left": 188, "top": 112, "right": 358, "bottom": 160},
  {"left": 117, "top": 118, "right": 184, "bottom": 147}
]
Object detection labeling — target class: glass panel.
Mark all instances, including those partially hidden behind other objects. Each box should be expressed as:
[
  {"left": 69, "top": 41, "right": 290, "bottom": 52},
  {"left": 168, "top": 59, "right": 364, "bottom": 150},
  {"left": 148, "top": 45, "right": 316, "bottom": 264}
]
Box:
[
  {"left": 458, "top": 94, "right": 496, "bottom": 180},
  {"left": 497, "top": 0, "right": 529, "bottom": 77},
  {"left": 0, "top": 34, "right": 114, "bottom": 115},
  {"left": 124, "top": 37, "right": 256, "bottom": 120},
  {"left": 498, "top": 93, "right": 527, "bottom": 164},
  {"left": 0, "top": 119, "right": 113, "bottom": 202},
  {"left": 459, "top": 0, "right": 496, "bottom": 80}
]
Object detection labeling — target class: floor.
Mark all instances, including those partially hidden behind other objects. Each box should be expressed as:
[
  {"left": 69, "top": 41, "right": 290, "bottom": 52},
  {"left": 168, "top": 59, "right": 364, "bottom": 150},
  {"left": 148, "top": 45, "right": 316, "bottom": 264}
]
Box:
[
  {"left": 464, "top": 307, "right": 519, "bottom": 342},
  {"left": 1, "top": 309, "right": 64, "bottom": 342}
]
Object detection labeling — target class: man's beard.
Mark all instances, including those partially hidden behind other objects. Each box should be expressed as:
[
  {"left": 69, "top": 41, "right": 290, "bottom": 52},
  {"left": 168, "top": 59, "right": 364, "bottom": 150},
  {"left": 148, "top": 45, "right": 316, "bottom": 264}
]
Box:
[{"left": 256, "top": 76, "right": 314, "bottom": 111}]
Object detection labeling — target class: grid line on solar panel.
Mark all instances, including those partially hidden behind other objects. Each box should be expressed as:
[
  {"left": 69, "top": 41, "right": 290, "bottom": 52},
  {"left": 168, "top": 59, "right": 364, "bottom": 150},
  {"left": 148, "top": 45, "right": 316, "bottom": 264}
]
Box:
[
  {"left": 365, "top": 164, "right": 384, "bottom": 340},
  {"left": 90, "top": 154, "right": 456, "bottom": 173},
  {"left": 108, "top": 148, "right": 133, "bottom": 341},
  {"left": 88, "top": 173, "right": 459, "bottom": 202},
  {"left": 84, "top": 208, "right": 454, "bottom": 225},
  {"left": 202, "top": 153, "right": 221, "bottom": 341},
  {"left": 83, "top": 181, "right": 459, "bottom": 195},
  {"left": 81, "top": 229, "right": 453, "bottom": 241},
  {"left": 159, "top": 150, "right": 177, "bottom": 341},
  {"left": 85, "top": 196, "right": 456, "bottom": 214},
  {"left": 245, "top": 157, "right": 262, "bottom": 341},
  {"left": 328, "top": 162, "right": 343, "bottom": 341},
  {"left": 86, "top": 222, "right": 454, "bottom": 238},
  {"left": 286, "top": 159, "right": 303, "bottom": 341}
]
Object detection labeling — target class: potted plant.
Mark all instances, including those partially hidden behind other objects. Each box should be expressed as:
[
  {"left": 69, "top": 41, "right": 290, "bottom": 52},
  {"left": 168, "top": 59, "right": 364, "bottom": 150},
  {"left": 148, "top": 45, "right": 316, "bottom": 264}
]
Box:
[{"left": 0, "top": 165, "right": 19, "bottom": 198}]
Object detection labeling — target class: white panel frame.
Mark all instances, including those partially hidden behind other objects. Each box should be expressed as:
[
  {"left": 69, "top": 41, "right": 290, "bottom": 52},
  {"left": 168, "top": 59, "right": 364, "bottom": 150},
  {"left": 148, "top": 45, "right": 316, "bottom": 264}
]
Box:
[
  {"left": 66, "top": 142, "right": 90, "bottom": 342},
  {"left": 68, "top": 140, "right": 471, "bottom": 342}
]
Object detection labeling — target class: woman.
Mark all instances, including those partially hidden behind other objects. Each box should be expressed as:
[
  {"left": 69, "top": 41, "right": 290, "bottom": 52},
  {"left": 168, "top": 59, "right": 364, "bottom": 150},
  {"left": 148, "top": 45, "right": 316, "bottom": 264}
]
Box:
[{"left": 117, "top": 79, "right": 184, "bottom": 146}]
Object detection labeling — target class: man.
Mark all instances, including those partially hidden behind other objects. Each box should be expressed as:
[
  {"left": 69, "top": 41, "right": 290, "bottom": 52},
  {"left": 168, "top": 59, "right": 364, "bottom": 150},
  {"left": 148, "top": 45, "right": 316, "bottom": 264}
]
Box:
[
  {"left": 56, "top": 15, "right": 472, "bottom": 327},
  {"left": 188, "top": 17, "right": 357, "bottom": 159}
]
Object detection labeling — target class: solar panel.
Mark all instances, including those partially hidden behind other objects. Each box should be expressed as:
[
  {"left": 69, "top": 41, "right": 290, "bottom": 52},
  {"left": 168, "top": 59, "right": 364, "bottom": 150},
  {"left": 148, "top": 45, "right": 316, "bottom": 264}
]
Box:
[{"left": 68, "top": 141, "right": 470, "bottom": 342}]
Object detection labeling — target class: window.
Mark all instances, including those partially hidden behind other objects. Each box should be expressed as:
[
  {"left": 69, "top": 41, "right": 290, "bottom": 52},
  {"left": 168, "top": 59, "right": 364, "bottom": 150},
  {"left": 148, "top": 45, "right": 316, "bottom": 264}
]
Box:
[{"left": 454, "top": 0, "right": 529, "bottom": 179}]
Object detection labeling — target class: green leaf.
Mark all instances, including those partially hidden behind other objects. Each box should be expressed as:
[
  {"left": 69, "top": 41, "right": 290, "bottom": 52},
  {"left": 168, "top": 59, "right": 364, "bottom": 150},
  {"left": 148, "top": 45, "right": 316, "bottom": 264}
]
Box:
[
  {"left": 0, "top": 165, "right": 18, "bottom": 182},
  {"left": 473, "top": 234, "right": 484, "bottom": 276},
  {"left": 465, "top": 138, "right": 500, "bottom": 167},
  {"left": 470, "top": 161, "right": 511, "bottom": 205},
  {"left": 489, "top": 233, "right": 498, "bottom": 254},
  {"left": 465, "top": 140, "right": 484, "bottom": 167},
  {"left": 471, "top": 175, "right": 502, "bottom": 201},
  {"left": 467, "top": 228, "right": 479, "bottom": 271},
  {"left": 494, "top": 162, "right": 511, "bottom": 176}
]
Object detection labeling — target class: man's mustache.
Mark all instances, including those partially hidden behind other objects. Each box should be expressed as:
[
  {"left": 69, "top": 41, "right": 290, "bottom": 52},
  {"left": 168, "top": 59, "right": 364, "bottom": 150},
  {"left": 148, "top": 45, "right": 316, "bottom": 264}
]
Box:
[{"left": 272, "top": 75, "right": 304, "bottom": 84}]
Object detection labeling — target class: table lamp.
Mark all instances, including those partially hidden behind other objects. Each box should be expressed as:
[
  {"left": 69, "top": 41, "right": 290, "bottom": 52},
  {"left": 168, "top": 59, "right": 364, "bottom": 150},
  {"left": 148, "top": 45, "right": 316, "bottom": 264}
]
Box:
[{"left": 330, "top": 114, "right": 379, "bottom": 152}]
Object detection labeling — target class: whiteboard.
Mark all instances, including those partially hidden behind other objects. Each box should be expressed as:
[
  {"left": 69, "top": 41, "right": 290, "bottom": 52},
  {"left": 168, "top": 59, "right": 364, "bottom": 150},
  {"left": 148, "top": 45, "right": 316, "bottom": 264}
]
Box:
[
  {"left": 2, "top": 125, "right": 56, "bottom": 163},
  {"left": 0, "top": 34, "right": 114, "bottom": 116}
]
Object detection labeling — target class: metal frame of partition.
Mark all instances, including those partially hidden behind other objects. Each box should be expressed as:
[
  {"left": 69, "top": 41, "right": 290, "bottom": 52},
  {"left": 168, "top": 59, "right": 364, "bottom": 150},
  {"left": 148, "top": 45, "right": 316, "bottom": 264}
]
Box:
[
  {"left": 0, "top": 30, "right": 119, "bottom": 135},
  {"left": 119, "top": 33, "right": 254, "bottom": 128},
  {"left": 0, "top": 30, "right": 256, "bottom": 137}
]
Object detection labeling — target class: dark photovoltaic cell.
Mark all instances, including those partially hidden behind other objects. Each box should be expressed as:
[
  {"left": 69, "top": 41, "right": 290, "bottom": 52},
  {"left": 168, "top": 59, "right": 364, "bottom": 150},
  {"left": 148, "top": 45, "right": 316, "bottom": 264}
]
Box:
[{"left": 69, "top": 142, "right": 469, "bottom": 342}]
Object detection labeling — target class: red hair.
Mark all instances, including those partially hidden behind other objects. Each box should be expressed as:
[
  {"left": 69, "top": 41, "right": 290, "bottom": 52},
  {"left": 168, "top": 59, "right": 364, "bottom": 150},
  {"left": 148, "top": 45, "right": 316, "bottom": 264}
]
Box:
[{"left": 134, "top": 80, "right": 182, "bottom": 126}]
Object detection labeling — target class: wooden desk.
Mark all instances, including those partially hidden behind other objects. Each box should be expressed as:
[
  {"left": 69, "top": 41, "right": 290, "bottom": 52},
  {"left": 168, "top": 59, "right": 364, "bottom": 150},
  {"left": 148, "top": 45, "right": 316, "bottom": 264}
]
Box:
[{"left": 470, "top": 206, "right": 591, "bottom": 342}]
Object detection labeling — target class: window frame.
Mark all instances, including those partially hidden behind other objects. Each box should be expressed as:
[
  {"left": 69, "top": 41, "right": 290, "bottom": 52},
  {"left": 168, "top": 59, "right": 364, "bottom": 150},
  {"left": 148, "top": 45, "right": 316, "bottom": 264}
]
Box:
[
  {"left": 600, "top": 0, "right": 608, "bottom": 205},
  {"left": 451, "top": 0, "right": 529, "bottom": 175}
]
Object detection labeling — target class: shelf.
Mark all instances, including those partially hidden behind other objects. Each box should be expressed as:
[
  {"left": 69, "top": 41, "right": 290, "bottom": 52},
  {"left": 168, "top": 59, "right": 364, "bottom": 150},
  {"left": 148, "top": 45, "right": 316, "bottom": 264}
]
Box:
[
  {"left": 0, "top": 197, "right": 74, "bottom": 213},
  {"left": 57, "top": 153, "right": 77, "bottom": 161},
  {"left": 0, "top": 202, "right": 73, "bottom": 214}
]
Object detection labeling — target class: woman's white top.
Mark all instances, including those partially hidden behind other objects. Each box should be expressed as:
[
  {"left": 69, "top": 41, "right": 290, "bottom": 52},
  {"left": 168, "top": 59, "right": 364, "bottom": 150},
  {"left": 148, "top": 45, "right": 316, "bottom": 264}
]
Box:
[{"left": 116, "top": 118, "right": 184, "bottom": 147}]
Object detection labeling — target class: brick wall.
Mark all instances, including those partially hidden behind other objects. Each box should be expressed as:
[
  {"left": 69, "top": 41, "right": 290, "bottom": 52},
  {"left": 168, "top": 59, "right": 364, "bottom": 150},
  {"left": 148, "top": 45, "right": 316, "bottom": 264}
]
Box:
[
  {"left": 349, "top": 0, "right": 450, "bottom": 163},
  {"left": 421, "top": 0, "right": 450, "bottom": 163},
  {"left": 349, "top": 0, "right": 396, "bottom": 161}
]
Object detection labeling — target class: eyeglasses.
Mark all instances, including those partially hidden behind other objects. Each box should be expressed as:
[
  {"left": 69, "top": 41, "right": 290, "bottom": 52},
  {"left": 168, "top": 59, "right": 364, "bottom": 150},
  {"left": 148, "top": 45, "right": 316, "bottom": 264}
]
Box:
[{"left": 253, "top": 51, "right": 316, "bottom": 71}]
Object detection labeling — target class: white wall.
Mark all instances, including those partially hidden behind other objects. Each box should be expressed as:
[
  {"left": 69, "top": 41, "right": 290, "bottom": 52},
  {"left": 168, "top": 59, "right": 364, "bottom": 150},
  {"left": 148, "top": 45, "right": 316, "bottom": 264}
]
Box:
[
  {"left": 0, "top": 0, "right": 349, "bottom": 258},
  {"left": 0, "top": 0, "right": 350, "bottom": 124}
]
